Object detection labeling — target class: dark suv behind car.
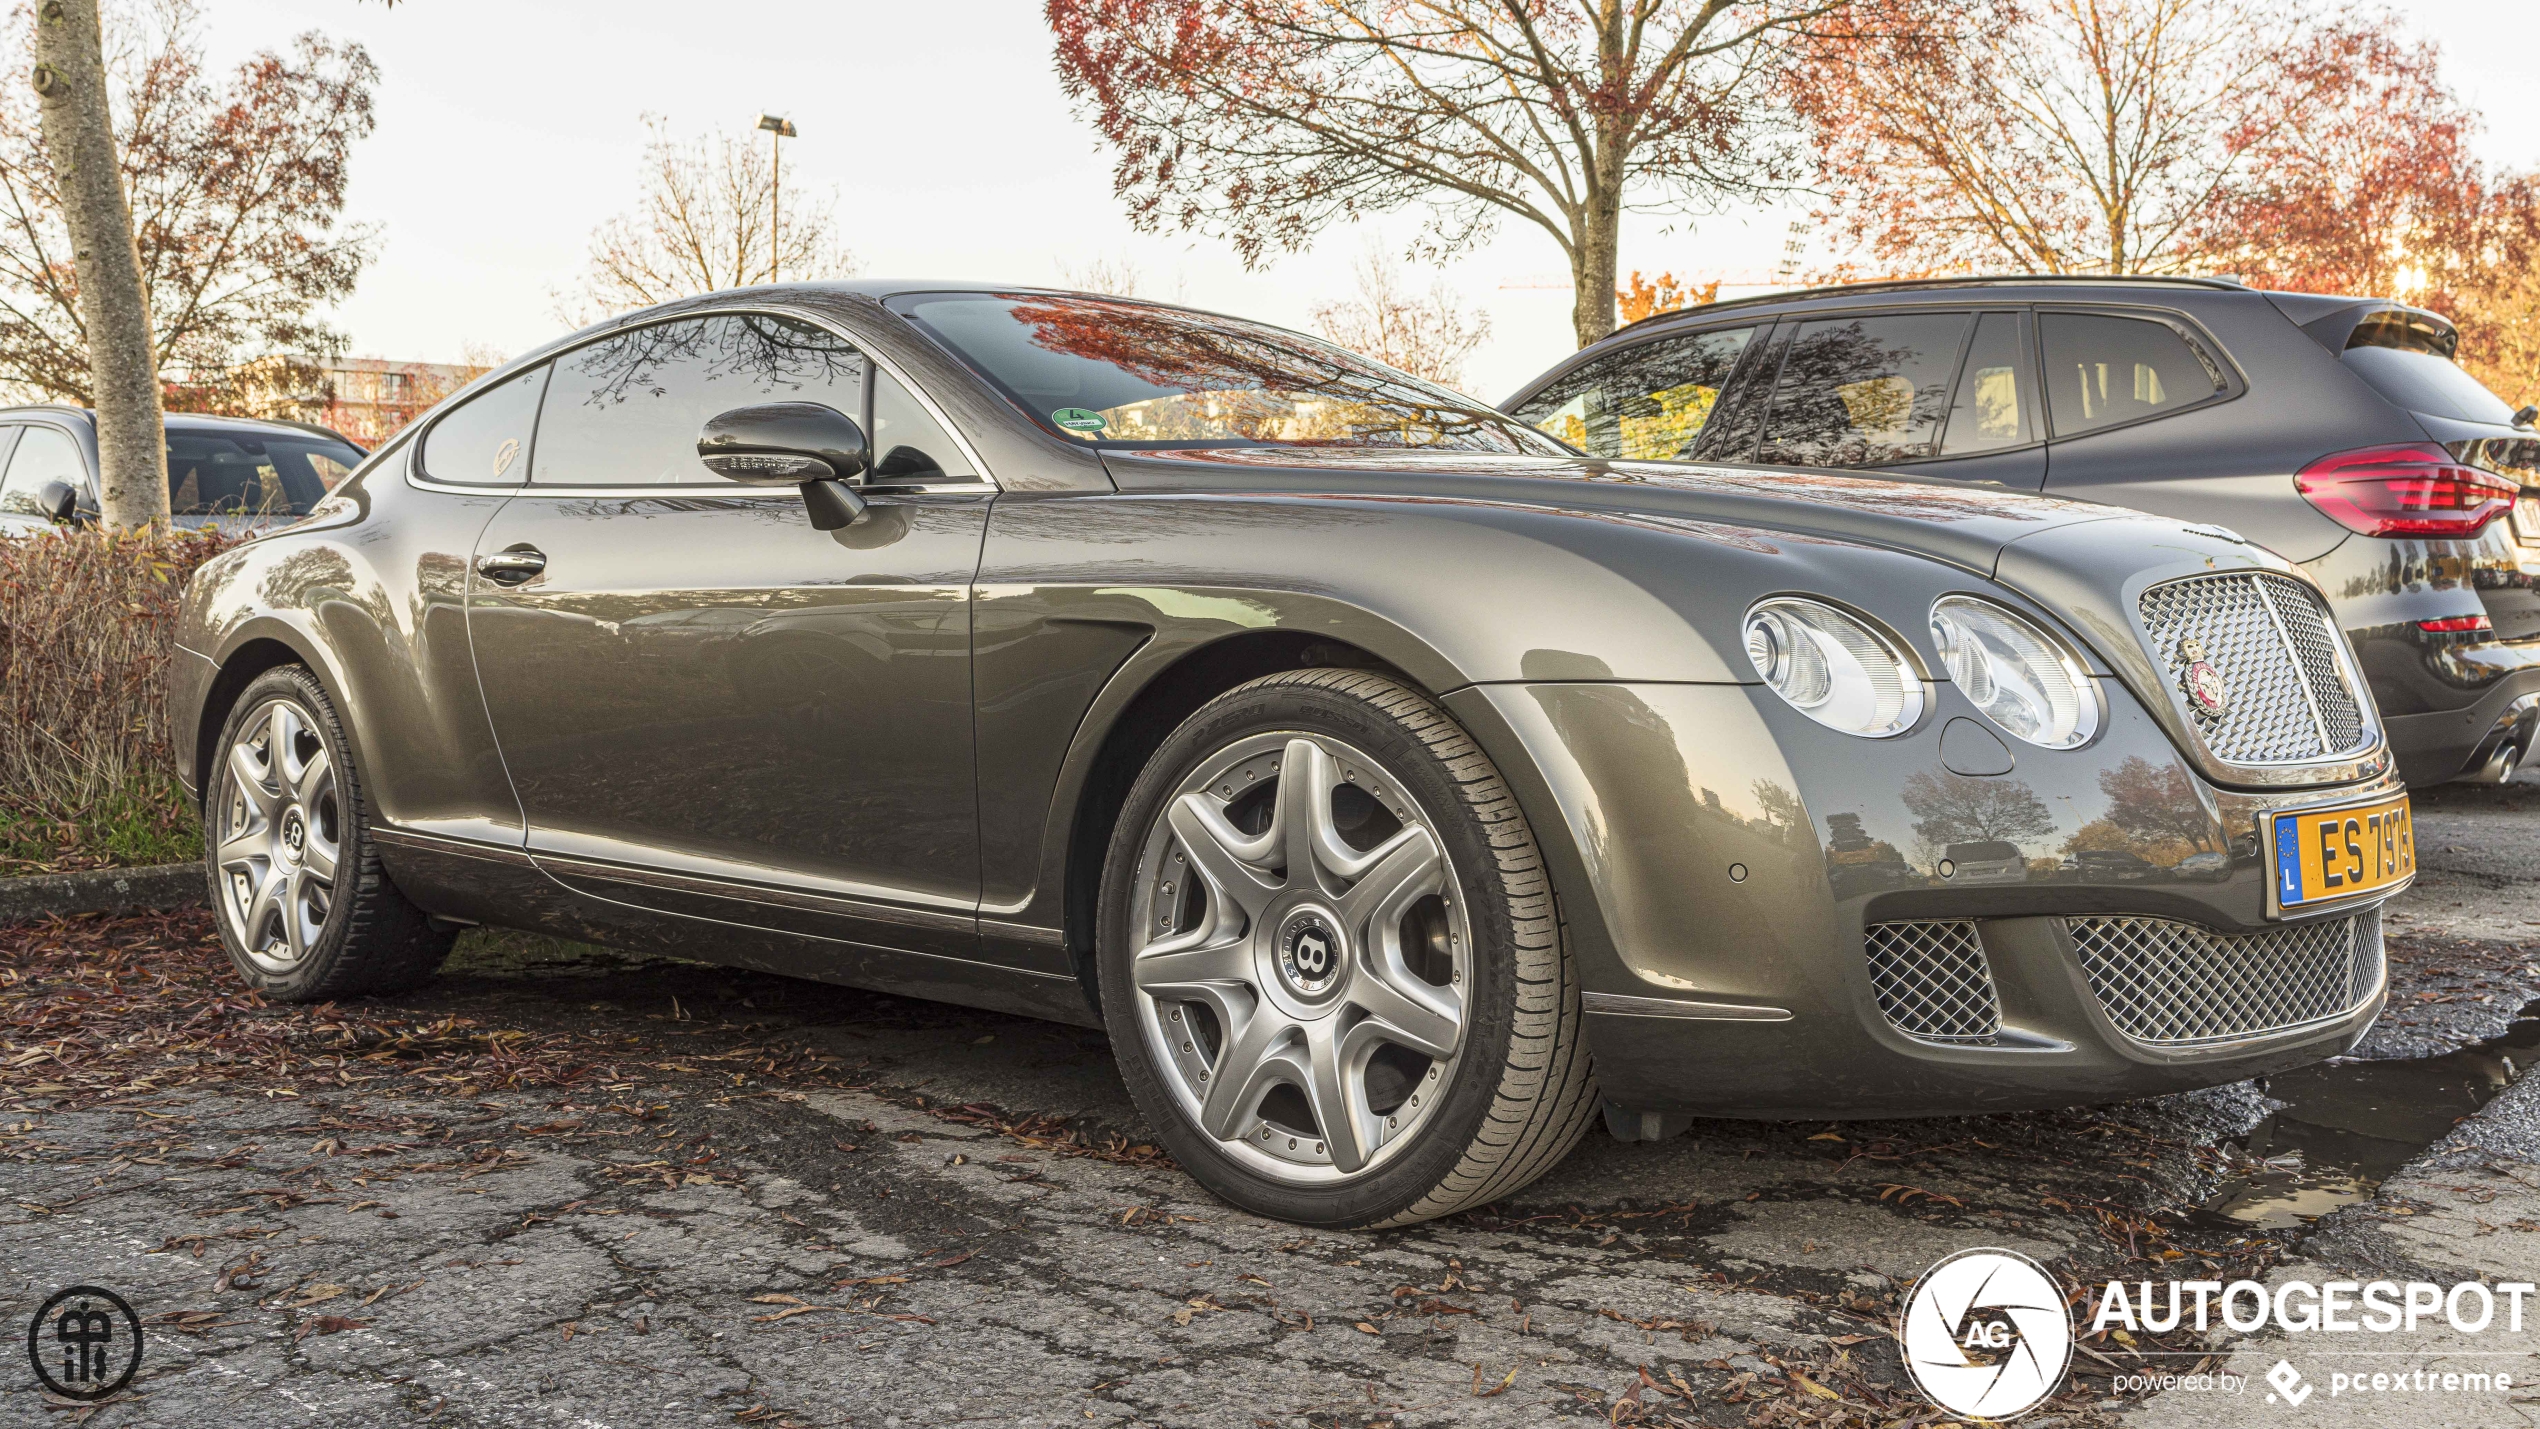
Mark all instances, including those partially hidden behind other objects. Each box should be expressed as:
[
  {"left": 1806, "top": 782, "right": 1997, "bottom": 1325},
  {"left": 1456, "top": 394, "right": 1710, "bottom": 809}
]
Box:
[
  {"left": 1502, "top": 277, "right": 2540, "bottom": 786},
  {"left": 0, "top": 405, "right": 366, "bottom": 537}
]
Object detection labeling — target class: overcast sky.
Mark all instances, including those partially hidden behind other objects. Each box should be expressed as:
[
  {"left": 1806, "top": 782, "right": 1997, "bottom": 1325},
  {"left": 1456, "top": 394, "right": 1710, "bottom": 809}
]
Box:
[{"left": 191, "top": 0, "right": 2540, "bottom": 403}]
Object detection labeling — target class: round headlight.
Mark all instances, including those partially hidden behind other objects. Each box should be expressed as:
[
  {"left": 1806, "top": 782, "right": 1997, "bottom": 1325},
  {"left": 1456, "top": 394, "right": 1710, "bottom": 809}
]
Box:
[
  {"left": 1928, "top": 596, "right": 2100, "bottom": 749},
  {"left": 1743, "top": 598, "right": 1924, "bottom": 737}
]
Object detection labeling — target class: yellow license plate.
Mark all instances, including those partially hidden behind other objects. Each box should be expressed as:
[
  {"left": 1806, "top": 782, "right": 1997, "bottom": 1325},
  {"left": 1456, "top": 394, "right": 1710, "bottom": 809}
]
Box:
[{"left": 2269, "top": 794, "right": 2414, "bottom": 912}]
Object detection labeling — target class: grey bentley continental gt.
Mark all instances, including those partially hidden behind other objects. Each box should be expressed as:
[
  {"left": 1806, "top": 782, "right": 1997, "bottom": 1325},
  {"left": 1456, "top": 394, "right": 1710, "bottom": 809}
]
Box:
[{"left": 169, "top": 283, "right": 2414, "bottom": 1227}]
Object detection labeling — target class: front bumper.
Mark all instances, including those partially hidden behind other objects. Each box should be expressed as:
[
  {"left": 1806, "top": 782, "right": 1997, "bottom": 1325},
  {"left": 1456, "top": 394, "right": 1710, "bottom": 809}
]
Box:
[{"left": 1446, "top": 679, "right": 2397, "bottom": 1120}]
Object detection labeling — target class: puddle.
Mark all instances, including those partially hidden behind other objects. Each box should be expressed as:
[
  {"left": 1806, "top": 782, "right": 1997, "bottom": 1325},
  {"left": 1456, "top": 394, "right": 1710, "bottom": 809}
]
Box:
[{"left": 2198, "top": 1001, "right": 2540, "bottom": 1229}]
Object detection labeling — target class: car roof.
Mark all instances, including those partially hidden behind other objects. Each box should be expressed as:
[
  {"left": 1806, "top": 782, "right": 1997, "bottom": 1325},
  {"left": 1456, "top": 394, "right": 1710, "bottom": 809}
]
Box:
[
  {"left": 1604, "top": 273, "right": 2386, "bottom": 340},
  {"left": 0, "top": 405, "right": 362, "bottom": 445}
]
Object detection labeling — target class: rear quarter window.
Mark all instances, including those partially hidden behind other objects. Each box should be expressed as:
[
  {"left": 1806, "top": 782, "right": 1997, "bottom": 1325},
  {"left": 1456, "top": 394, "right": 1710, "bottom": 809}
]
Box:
[
  {"left": 422, "top": 365, "right": 549, "bottom": 484},
  {"left": 2039, "top": 311, "right": 2230, "bottom": 438}
]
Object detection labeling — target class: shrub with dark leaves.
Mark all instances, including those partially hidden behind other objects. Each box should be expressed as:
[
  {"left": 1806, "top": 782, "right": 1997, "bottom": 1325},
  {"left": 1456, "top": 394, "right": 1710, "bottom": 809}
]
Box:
[{"left": 0, "top": 527, "right": 240, "bottom": 870}]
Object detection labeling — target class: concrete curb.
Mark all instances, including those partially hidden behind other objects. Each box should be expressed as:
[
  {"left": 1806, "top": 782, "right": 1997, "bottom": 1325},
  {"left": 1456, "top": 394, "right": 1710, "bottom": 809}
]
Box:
[{"left": 0, "top": 862, "right": 204, "bottom": 922}]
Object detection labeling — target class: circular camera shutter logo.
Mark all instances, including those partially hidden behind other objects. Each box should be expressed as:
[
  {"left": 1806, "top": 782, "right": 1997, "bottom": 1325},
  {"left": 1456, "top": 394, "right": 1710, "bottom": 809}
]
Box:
[
  {"left": 1900, "top": 1248, "right": 2072, "bottom": 1420},
  {"left": 26, "top": 1285, "right": 143, "bottom": 1401}
]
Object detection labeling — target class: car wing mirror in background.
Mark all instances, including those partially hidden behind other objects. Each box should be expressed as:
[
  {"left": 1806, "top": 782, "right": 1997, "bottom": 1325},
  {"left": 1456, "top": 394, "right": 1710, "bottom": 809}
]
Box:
[
  {"left": 872, "top": 444, "right": 946, "bottom": 481},
  {"left": 36, "top": 479, "right": 81, "bottom": 526},
  {"left": 2513, "top": 404, "right": 2536, "bottom": 430},
  {"left": 696, "top": 402, "right": 870, "bottom": 530}
]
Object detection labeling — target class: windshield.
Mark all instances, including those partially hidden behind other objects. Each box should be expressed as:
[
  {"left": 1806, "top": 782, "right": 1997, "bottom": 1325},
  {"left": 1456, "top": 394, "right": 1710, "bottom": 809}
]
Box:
[
  {"left": 167, "top": 431, "right": 363, "bottom": 518},
  {"left": 888, "top": 292, "right": 1565, "bottom": 454}
]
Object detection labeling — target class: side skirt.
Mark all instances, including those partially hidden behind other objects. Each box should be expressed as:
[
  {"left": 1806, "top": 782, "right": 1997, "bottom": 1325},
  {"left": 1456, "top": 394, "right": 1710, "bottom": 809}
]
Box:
[{"left": 371, "top": 826, "right": 1100, "bottom": 1028}]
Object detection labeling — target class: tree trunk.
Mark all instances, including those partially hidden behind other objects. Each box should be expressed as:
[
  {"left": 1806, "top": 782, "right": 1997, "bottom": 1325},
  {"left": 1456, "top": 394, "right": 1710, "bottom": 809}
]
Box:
[
  {"left": 1568, "top": 191, "right": 1623, "bottom": 350},
  {"left": 32, "top": 0, "right": 166, "bottom": 530}
]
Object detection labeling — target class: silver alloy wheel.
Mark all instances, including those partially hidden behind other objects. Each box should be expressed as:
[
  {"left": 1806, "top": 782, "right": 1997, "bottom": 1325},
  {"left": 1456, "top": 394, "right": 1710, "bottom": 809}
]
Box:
[
  {"left": 214, "top": 697, "right": 342, "bottom": 975},
  {"left": 1129, "top": 731, "right": 1471, "bottom": 1182}
]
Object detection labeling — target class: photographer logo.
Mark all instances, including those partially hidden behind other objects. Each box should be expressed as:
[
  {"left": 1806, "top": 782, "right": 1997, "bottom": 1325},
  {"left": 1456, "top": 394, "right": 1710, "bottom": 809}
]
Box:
[
  {"left": 1902, "top": 1249, "right": 2073, "bottom": 1420},
  {"left": 24, "top": 1285, "right": 143, "bottom": 1402}
]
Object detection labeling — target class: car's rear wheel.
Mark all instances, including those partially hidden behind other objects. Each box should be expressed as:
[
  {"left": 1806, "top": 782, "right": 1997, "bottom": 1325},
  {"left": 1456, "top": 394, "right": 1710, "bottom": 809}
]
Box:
[
  {"left": 1097, "top": 668, "right": 1596, "bottom": 1226},
  {"left": 205, "top": 666, "right": 455, "bottom": 1000}
]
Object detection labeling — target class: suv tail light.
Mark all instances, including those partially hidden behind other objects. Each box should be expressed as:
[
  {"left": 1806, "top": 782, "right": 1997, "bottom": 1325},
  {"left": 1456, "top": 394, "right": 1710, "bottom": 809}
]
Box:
[{"left": 2295, "top": 444, "right": 2518, "bottom": 537}]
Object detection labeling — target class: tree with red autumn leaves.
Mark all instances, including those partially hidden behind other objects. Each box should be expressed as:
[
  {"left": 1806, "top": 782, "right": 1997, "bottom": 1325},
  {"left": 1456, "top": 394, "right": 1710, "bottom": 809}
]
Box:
[
  {"left": 1046, "top": 0, "right": 1849, "bottom": 349},
  {"left": 1792, "top": 0, "right": 2540, "bottom": 399},
  {"left": 1, "top": 0, "right": 379, "bottom": 413}
]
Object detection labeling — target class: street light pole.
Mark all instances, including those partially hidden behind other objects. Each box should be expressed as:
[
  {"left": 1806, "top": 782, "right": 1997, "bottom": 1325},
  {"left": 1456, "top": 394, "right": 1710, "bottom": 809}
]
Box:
[{"left": 756, "top": 114, "right": 796, "bottom": 284}]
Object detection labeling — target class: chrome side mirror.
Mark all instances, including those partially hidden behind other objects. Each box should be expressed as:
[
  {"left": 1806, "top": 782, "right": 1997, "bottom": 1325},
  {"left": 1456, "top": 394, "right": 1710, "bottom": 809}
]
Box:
[{"left": 697, "top": 402, "right": 871, "bottom": 530}]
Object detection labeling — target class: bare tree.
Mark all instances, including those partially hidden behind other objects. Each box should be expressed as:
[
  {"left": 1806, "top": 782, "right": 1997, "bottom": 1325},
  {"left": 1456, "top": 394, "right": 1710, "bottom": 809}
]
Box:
[
  {"left": 1792, "top": 0, "right": 2514, "bottom": 281},
  {"left": 563, "top": 115, "right": 857, "bottom": 322},
  {"left": 1049, "top": 0, "right": 1853, "bottom": 349},
  {"left": 26, "top": 0, "right": 161, "bottom": 527},
  {"left": 1055, "top": 252, "right": 1145, "bottom": 297},
  {"left": 3, "top": 1, "right": 380, "bottom": 423},
  {"left": 1309, "top": 248, "right": 1490, "bottom": 389}
]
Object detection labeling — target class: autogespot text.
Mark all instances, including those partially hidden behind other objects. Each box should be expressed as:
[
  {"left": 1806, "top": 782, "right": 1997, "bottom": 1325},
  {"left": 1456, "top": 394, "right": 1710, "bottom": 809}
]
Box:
[
  {"left": 2092, "top": 1278, "right": 2536, "bottom": 1335},
  {"left": 2091, "top": 1277, "right": 2528, "bottom": 1409}
]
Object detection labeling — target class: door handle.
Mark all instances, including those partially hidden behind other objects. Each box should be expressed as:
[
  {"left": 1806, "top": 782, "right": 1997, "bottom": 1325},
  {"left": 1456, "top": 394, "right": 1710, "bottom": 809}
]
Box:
[{"left": 475, "top": 547, "right": 547, "bottom": 585}]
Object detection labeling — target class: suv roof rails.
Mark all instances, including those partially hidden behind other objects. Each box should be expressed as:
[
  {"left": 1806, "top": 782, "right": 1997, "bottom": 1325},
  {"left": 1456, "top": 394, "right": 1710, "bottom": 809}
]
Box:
[{"left": 1613, "top": 272, "right": 2257, "bottom": 336}]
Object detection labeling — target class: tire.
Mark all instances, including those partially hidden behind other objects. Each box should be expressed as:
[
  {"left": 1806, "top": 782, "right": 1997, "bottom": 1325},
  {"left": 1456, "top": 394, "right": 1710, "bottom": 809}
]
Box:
[
  {"left": 203, "top": 666, "right": 456, "bottom": 1000},
  {"left": 1097, "top": 668, "right": 1597, "bottom": 1227}
]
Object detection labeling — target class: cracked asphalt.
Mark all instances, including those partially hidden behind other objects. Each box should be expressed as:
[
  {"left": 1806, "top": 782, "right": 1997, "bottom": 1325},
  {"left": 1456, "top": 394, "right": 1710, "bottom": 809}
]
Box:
[{"left": 5, "top": 775, "right": 2539, "bottom": 1427}]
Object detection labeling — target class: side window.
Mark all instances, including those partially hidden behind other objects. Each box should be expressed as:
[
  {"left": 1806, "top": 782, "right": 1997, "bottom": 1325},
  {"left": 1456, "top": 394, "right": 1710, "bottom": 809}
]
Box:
[
  {"left": 1939, "top": 312, "right": 2037, "bottom": 456},
  {"left": 2040, "top": 312, "right": 2227, "bottom": 438},
  {"left": 1511, "top": 326, "right": 1757, "bottom": 460},
  {"left": 868, "top": 369, "right": 980, "bottom": 482},
  {"left": 1760, "top": 313, "right": 1970, "bottom": 467},
  {"left": 0, "top": 426, "right": 87, "bottom": 517},
  {"left": 533, "top": 314, "right": 866, "bottom": 486},
  {"left": 421, "top": 365, "right": 549, "bottom": 484}
]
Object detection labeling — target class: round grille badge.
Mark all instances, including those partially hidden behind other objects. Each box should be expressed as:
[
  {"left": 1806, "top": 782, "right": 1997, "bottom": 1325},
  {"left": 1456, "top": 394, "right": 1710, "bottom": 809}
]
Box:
[
  {"left": 2177, "top": 637, "right": 2230, "bottom": 717},
  {"left": 1900, "top": 1248, "right": 2072, "bottom": 1420},
  {"left": 1276, "top": 910, "right": 1344, "bottom": 998}
]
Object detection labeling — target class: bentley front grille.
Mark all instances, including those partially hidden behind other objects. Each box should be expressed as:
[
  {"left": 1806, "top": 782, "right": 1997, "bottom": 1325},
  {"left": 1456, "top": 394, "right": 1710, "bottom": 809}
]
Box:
[
  {"left": 1865, "top": 920, "right": 2001, "bottom": 1045},
  {"left": 2137, "top": 571, "right": 2368, "bottom": 765},
  {"left": 2064, "top": 908, "right": 2382, "bottom": 1046}
]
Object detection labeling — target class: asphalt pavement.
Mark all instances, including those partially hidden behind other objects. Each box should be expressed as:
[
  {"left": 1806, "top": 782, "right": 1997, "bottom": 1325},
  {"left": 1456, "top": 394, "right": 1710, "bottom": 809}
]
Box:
[{"left": 5, "top": 773, "right": 2539, "bottom": 1427}]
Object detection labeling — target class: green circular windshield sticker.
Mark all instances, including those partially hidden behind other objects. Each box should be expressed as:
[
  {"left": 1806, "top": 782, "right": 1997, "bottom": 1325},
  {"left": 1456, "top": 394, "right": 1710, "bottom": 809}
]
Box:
[{"left": 1051, "top": 407, "right": 1107, "bottom": 434}]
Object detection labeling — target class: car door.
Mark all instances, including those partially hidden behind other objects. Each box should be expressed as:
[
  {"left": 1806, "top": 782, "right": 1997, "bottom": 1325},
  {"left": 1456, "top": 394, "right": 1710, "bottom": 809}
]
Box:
[
  {"left": 1745, "top": 307, "right": 2049, "bottom": 488},
  {"left": 1508, "top": 321, "right": 1769, "bottom": 462},
  {"left": 464, "top": 311, "right": 992, "bottom": 958}
]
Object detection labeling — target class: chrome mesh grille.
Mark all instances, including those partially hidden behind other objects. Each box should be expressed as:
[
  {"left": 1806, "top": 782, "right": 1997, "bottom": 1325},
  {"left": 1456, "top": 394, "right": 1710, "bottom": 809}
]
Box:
[
  {"left": 2137, "top": 572, "right": 2367, "bottom": 764},
  {"left": 2064, "top": 909, "right": 2381, "bottom": 1046},
  {"left": 1865, "top": 921, "right": 2001, "bottom": 1045},
  {"left": 2270, "top": 585, "right": 2366, "bottom": 751}
]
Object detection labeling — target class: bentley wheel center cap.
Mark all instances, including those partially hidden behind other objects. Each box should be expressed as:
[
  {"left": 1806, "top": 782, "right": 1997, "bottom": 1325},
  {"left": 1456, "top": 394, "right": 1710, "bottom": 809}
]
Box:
[
  {"left": 280, "top": 810, "right": 307, "bottom": 859},
  {"left": 1275, "top": 909, "right": 1346, "bottom": 1000}
]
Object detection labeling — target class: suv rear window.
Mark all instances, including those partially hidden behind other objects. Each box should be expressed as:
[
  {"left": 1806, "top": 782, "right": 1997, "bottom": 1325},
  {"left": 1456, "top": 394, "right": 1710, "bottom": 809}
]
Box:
[
  {"left": 2340, "top": 314, "right": 2521, "bottom": 425},
  {"left": 166, "top": 433, "right": 364, "bottom": 517},
  {"left": 2040, "top": 312, "right": 2226, "bottom": 437},
  {"left": 1943, "top": 841, "right": 2022, "bottom": 863},
  {"left": 1510, "top": 326, "right": 1757, "bottom": 460},
  {"left": 1759, "top": 313, "right": 1969, "bottom": 466}
]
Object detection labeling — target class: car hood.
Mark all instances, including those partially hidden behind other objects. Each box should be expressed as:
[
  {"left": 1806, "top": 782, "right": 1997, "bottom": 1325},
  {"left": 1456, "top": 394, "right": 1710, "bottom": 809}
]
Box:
[{"left": 1098, "top": 446, "right": 2133, "bottom": 576}]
